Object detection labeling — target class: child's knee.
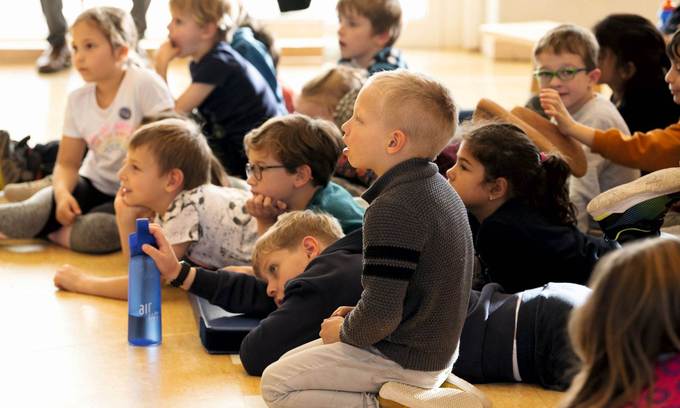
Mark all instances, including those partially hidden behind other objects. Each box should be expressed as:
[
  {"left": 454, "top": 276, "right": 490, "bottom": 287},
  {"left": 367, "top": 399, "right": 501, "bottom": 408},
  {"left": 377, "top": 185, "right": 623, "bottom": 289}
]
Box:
[{"left": 260, "top": 362, "right": 290, "bottom": 406}]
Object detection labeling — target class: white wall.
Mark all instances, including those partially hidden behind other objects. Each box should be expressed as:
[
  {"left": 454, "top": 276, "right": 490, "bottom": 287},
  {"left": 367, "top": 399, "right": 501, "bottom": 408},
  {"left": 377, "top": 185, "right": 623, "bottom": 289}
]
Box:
[
  {"left": 369, "top": 0, "right": 663, "bottom": 49},
  {"left": 463, "top": 0, "right": 661, "bottom": 49}
]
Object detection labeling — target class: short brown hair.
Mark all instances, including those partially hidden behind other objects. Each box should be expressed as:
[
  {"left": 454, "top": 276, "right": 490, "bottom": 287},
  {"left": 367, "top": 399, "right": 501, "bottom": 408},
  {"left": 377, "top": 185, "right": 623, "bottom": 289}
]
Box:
[
  {"left": 300, "top": 65, "right": 366, "bottom": 128},
  {"left": 336, "top": 0, "right": 402, "bottom": 47},
  {"left": 252, "top": 210, "right": 344, "bottom": 278},
  {"left": 243, "top": 114, "right": 343, "bottom": 187},
  {"left": 366, "top": 69, "right": 457, "bottom": 158},
  {"left": 563, "top": 237, "right": 680, "bottom": 408},
  {"left": 534, "top": 24, "right": 599, "bottom": 71},
  {"left": 170, "top": 0, "right": 232, "bottom": 40},
  {"left": 129, "top": 118, "right": 212, "bottom": 190}
]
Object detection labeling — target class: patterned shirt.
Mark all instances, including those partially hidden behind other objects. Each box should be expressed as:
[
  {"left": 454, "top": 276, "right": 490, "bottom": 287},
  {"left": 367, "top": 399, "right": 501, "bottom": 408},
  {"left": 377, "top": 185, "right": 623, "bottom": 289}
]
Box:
[
  {"left": 155, "top": 184, "right": 258, "bottom": 268},
  {"left": 339, "top": 46, "right": 408, "bottom": 76}
]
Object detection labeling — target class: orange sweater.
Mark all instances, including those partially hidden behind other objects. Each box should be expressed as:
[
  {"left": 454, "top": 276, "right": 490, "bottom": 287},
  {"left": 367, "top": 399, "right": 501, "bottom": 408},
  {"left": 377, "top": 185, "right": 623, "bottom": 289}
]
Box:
[{"left": 592, "top": 123, "right": 680, "bottom": 172}]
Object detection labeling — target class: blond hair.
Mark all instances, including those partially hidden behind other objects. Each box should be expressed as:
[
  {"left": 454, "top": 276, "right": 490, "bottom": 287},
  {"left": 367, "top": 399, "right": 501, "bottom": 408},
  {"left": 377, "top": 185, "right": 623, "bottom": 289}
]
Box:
[
  {"left": 129, "top": 119, "right": 213, "bottom": 190},
  {"left": 534, "top": 24, "right": 599, "bottom": 71},
  {"left": 562, "top": 237, "right": 680, "bottom": 408},
  {"left": 252, "top": 211, "right": 344, "bottom": 278},
  {"left": 366, "top": 69, "right": 457, "bottom": 158},
  {"left": 336, "top": 0, "right": 402, "bottom": 47},
  {"left": 243, "top": 114, "right": 343, "bottom": 187},
  {"left": 72, "top": 7, "right": 138, "bottom": 50},
  {"left": 300, "top": 65, "right": 366, "bottom": 128},
  {"left": 170, "top": 0, "right": 232, "bottom": 40}
]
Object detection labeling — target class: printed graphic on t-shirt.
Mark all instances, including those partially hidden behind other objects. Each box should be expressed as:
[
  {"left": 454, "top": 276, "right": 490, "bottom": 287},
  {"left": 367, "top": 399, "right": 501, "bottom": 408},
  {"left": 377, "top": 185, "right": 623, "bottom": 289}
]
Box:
[{"left": 86, "top": 121, "right": 134, "bottom": 155}]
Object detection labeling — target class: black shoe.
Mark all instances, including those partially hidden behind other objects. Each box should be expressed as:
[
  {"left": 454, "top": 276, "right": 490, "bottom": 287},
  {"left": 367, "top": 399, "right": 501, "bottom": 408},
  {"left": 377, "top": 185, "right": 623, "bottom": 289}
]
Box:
[{"left": 36, "top": 44, "right": 71, "bottom": 74}]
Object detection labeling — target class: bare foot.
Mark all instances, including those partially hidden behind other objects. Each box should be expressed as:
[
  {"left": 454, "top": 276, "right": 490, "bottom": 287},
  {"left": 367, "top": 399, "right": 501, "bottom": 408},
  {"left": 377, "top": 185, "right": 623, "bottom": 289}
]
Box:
[
  {"left": 54, "top": 264, "right": 87, "bottom": 293},
  {"left": 47, "top": 225, "right": 72, "bottom": 248}
]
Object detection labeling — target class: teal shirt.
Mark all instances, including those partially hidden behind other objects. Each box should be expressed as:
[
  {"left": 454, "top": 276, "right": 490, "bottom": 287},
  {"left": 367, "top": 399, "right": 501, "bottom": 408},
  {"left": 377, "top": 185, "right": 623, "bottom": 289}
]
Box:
[{"left": 307, "top": 182, "right": 364, "bottom": 233}]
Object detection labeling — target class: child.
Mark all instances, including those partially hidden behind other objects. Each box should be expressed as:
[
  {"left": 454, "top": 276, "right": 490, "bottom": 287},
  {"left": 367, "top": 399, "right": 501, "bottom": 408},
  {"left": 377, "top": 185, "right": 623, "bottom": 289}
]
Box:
[
  {"left": 533, "top": 24, "right": 639, "bottom": 232},
  {"left": 336, "top": 0, "right": 407, "bottom": 75},
  {"left": 243, "top": 114, "right": 364, "bottom": 235},
  {"left": 562, "top": 237, "right": 680, "bottom": 408},
  {"left": 155, "top": 0, "right": 280, "bottom": 178},
  {"left": 225, "top": 0, "right": 286, "bottom": 113},
  {"left": 296, "top": 66, "right": 366, "bottom": 131},
  {"left": 540, "top": 28, "right": 680, "bottom": 173},
  {"left": 259, "top": 70, "right": 474, "bottom": 406},
  {"left": 143, "top": 210, "right": 364, "bottom": 376},
  {"left": 295, "top": 66, "right": 377, "bottom": 188},
  {"left": 593, "top": 14, "right": 680, "bottom": 135},
  {"left": 454, "top": 282, "right": 591, "bottom": 391},
  {"left": 447, "top": 122, "right": 618, "bottom": 293},
  {"left": 0, "top": 7, "right": 174, "bottom": 252},
  {"left": 53, "top": 119, "right": 258, "bottom": 300}
]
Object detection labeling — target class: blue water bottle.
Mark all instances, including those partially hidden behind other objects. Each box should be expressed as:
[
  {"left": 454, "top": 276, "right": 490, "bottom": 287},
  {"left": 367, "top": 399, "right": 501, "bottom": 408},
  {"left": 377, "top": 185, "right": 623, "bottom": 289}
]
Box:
[{"left": 128, "top": 218, "right": 162, "bottom": 346}]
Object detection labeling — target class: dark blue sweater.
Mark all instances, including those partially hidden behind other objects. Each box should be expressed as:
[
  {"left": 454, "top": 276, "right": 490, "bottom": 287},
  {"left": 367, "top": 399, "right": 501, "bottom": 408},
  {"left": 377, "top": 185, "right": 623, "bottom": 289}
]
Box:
[{"left": 188, "top": 228, "right": 364, "bottom": 375}]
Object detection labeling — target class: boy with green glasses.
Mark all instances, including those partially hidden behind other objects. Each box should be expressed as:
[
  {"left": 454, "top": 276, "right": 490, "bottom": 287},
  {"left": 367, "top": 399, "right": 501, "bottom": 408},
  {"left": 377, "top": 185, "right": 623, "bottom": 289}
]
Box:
[{"left": 533, "top": 24, "right": 639, "bottom": 233}]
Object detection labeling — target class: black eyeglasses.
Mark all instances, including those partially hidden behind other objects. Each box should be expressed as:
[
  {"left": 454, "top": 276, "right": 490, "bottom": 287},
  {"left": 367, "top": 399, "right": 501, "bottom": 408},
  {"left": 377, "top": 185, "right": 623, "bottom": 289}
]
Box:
[
  {"left": 534, "top": 67, "right": 588, "bottom": 83},
  {"left": 245, "top": 163, "right": 287, "bottom": 181}
]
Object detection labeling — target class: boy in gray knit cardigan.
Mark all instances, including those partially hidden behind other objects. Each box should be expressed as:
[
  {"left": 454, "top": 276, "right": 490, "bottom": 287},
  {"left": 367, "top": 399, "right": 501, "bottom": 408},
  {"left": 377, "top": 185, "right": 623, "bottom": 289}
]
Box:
[{"left": 260, "top": 69, "right": 474, "bottom": 407}]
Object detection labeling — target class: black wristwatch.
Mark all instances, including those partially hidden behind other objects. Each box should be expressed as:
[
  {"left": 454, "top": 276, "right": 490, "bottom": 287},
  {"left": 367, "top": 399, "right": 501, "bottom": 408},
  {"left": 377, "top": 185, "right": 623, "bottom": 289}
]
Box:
[{"left": 171, "top": 261, "right": 192, "bottom": 288}]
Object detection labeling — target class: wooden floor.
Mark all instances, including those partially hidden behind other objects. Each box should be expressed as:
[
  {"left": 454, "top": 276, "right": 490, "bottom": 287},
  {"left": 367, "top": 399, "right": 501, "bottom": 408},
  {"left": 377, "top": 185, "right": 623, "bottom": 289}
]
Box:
[{"left": 0, "top": 50, "right": 566, "bottom": 407}]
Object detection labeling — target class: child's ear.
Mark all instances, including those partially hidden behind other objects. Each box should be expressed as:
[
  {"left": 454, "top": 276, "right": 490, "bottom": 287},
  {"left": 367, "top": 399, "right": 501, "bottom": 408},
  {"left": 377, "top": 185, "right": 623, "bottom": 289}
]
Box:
[
  {"left": 386, "top": 129, "right": 407, "bottom": 155},
  {"left": 489, "top": 177, "right": 509, "bottom": 201},
  {"left": 587, "top": 68, "right": 602, "bottom": 85},
  {"left": 372, "top": 30, "right": 391, "bottom": 48},
  {"left": 114, "top": 45, "right": 129, "bottom": 63},
  {"left": 201, "top": 22, "right": 219, "bottom": 41},
  {"left": 619, "top": 61, "right": 636, "bottom": 81},
  {"left": 293, "top": 164, "right": 313, "bottom": 187},
  {"left": 165, "top": 169, "right": 185, "bottom": 193},
  {"left": 301, "top": 236, "right": 321, "bottom": 259}
]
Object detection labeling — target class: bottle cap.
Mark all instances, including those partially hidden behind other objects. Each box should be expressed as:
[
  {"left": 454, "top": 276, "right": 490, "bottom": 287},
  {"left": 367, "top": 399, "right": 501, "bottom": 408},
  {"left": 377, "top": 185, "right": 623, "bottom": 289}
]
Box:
[{"left": 128, "top": 218, "right": 157, "bottom": 257}]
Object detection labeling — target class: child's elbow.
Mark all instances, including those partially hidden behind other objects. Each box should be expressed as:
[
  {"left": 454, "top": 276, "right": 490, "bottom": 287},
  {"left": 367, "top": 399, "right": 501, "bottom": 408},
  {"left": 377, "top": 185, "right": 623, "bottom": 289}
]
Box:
[{"left": 239, "top": 337, "right": 271, "bottom": 376}]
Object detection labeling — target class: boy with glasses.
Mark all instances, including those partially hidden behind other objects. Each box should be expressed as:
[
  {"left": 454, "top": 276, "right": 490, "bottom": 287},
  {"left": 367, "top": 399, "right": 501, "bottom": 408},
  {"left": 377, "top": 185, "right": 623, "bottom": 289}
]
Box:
[
  {"left": 533, "top": 24, "right": 639, "bottom": 233},
  {"left": 243, "top": 114, "right": 365, "bottom": 235}
]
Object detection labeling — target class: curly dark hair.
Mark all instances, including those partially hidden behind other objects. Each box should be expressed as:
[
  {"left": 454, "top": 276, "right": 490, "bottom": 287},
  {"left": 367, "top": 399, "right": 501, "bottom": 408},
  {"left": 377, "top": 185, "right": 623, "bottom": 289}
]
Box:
[{"left": 463, "top": 122, "right": 576, "bottom": 226}]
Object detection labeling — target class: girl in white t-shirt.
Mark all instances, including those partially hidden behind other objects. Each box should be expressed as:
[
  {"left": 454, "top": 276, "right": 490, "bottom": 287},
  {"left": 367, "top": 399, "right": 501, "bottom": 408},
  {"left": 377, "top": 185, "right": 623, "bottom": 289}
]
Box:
[{"left": 0, "top": 7, "right": 173, "bottom": 251}]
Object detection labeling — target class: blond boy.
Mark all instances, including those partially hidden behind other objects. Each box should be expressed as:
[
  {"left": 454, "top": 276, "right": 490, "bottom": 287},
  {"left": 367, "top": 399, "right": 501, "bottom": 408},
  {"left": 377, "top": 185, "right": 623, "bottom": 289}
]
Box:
[
  {"left": 143, "top": 210, "right": 364, "bottom": 376},
  {"left": 336, "top": 0, "right": 407, "bottom": 75},
  {"left": 259, "top": 70, "right": 474, "bottom": 407},
  {"left": 533, "top": 24, "right": 639, "bottom": 232},
  {"left": 155, "top": 0, "right": 279, "bottom": 177}
]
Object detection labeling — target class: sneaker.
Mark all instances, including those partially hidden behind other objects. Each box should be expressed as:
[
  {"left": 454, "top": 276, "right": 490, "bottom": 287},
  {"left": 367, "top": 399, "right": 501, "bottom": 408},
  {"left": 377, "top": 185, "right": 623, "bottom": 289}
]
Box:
[
  {"left": 378, "top": 374, "right": 491, "bottom": 408},
  {"left": 3, "top": 175, "right": 53, "bottom": 202},
  {"left": 0, "top": 132, "right": 45, "bottom": 189},
  {"left": 36, "top": 44, "right": 71, "bottom": 74},
  {"left": 587, "top": 168, "right": 680, "bottom": 243},
  {"left": 0, "top": 130, "right": 21, "bottom": 189}
]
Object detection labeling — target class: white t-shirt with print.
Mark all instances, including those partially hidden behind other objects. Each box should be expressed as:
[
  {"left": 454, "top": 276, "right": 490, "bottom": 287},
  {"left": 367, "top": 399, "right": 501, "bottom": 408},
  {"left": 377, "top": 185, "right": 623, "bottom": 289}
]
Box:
[
  {"left": 155, "top": 184, "right": 258, "bottom": 269},
  {"left": 62, "top": 64, "right": 174, "bottom": 195}
]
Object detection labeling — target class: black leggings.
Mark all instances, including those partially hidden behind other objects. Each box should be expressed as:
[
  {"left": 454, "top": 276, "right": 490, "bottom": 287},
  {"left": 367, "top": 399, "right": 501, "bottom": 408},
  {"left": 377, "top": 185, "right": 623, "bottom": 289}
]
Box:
[{"left": 38, "top": 176, "right": 115, "bottom": 237}]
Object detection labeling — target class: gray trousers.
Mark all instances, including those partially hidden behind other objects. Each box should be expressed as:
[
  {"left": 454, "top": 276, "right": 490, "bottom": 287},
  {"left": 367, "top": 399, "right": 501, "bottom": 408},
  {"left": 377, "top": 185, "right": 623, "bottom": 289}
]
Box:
[
  {"left": 40, "top": 0, "right": 151, "bottom": 47},
  {"left": 260, "top": 338, "right": 451, "bottom": 408}
]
